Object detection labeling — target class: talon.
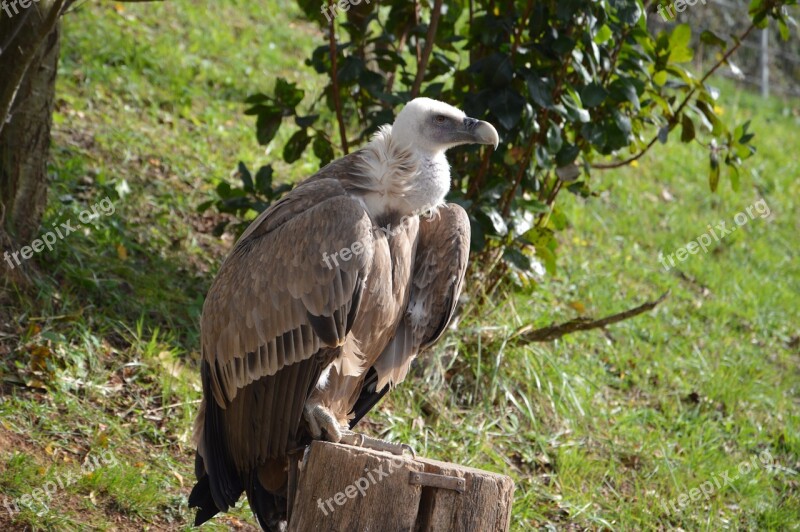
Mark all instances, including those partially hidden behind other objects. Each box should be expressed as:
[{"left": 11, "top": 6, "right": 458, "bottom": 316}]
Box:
[{"left": 304, "top": 402, "right": 347, "bottom": 442}]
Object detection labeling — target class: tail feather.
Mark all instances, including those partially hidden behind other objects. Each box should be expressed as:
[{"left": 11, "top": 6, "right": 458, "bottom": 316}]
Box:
[
  {"left": 247, "top": 473, "right": 287, "bottom": 532},
  {"left": 189, "top": 361, "right": 244, "bottom": 525},
  {"left": 188, "top": 473, "right": 221, "bottom": 526}
]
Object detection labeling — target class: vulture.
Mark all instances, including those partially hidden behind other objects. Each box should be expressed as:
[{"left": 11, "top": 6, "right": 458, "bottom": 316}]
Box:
[{"left": 189, "top": 98, "right": 499, "bottom": 530}]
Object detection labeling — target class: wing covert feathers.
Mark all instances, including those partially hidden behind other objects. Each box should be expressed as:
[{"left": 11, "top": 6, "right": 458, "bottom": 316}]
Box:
[{"left": 200, "top": 179, "right": 374, "bottom": 407}]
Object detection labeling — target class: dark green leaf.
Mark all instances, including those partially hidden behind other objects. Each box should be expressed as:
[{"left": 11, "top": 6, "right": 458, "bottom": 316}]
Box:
[
  {"left": 283, "top": 130, "right": 311, "bottom": 164},
  {"left": 547, "top": 123, "right": 563, "bottom": 153},
  {"left": 196, "top": 200, "right": 214, "bottom": 213},
  {"left": 489, "top": 89, "right": 525, "bottom": 130},
  {"left": 581, "top": 83, "right": 608, "bottom": 108},
  {"left": 680, "top": 114, "right": 696, "bottom": 143},
  {"left": 613, "top": 0, "right": 642, "bottom": 25},
  {"left": 609, "top": 78, "right": 640, "bottom": 110},
  {"left": 700, "top": 30, "right": 727, "bottom": 49},
  {"left": 526, "top": 76, "right": 554, "bottom": 108},
  {"left": 295, "top": 115, "right": 319, "bottom": 128},
  {"left": 503, "top": 248, "right": 531, "bottom": 271},
  {"left": 244, "top": 93, "right": 271, "bottom": 105},
  {"left": 256, "top": 110, "right": 282, "bottom": 145},
  {"left": 709, "top": 151, "right": 720, "bottom": 192},
  {"left": 313, "top": 134, "right": 335, "bottom": 167},
  {"left": 238, "top": 161, "right": 254, "bottom": 192},
  {"left": 337, "top": 56, "right": 365, "bottom": 84},
  {"left": 563, "top": 92, "right": 590, "bottom": 122},
  {"left": 255, "top": 165, "right": 274, "bottom": 194},
  {"left": 216, "top": 181, "right": 232, "bottom": 199},
  {"left": 556, "top": 143, "right": 580, "bottom": 167},
  {"left": 274, "top": 78, "right": 304, "bottom": 109},
  {"left": 727, "top": 160, "right": 741, "bottom": 191}
]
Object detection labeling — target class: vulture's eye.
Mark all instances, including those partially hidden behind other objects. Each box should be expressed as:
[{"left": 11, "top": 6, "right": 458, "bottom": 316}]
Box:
[{"left": 434, "top": 115, "right": 447, "bottom": 124}]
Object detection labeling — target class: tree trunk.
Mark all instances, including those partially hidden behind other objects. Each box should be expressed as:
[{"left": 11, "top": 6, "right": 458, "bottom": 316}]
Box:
[{"left": 0, "top": 1, "right": 64, "bottom": 283}]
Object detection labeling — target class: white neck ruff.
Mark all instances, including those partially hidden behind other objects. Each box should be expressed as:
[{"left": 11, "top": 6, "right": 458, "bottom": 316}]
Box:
[{"left": 355, "top": 126, "right": 450, "bottom": 218}]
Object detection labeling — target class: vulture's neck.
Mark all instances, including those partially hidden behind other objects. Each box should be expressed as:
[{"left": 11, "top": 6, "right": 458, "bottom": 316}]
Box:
[{"left": 355, "top": 126, "right": 449, "bottom": 219}]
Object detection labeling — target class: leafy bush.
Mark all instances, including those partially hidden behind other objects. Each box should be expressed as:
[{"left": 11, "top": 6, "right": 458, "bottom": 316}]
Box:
[{"left": 205, "top": 0, "right": 795, "bottom": 295}]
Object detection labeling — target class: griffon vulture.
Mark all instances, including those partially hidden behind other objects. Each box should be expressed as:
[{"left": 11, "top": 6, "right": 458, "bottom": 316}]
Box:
[{"left": 189, "top": 98, "right": 499, "bottom": 530}]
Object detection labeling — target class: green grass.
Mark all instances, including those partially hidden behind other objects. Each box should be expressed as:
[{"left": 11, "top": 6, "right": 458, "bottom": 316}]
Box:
[{"left": 1, "top": 1, "right": 799, "bottom": 530}]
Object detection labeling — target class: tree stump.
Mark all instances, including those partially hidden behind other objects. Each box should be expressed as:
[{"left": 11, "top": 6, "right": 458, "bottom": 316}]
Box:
[{"left": 287, "top": 441, "right": 514, "bottom": 531}]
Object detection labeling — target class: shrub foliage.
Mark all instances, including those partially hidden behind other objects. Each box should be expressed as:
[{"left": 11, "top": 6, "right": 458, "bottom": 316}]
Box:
[{"left": 206, "top": 0, "right": 795, "bottom": 296}]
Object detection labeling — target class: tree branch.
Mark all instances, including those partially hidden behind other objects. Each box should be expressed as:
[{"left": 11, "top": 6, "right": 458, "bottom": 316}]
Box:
[
  {"left": 328, "top": 1, "right": 349, "bottom": 154},
  {"left": 410, "top": 0, "right": 443, "bottom": 98},
  {"left": 512, "top": 291, "right": 670, "bottom": 343}
]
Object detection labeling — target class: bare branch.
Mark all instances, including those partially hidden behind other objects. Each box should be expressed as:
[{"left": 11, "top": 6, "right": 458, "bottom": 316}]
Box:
[
  {"left": 328, "top": 1, "right": 349, "bottom": 154},
  {"left": 513, "top": 291, "right": 670, "bottom": 343},
  {"left": 410, "top": 0, "right": 443, "bottom": 99}
]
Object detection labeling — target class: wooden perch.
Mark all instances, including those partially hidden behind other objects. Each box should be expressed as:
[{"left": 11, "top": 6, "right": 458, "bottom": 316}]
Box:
[
  {"left": 513, "top": 290, "right": 670, "bottom": 343},
  {"left": 288, "top": 441, "right": 514, "bottom": 531}
]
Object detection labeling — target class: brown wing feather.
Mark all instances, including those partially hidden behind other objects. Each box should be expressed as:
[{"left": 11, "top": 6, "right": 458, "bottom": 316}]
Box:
[
  {"left": 371, "top": 203, "right": 470, "bottom": 389},
  {"left": 412, "top": 203, "right": 470, "bottom": 348},
  {"left": 200, "top": 178, "right": 375, "bottom": 407}
]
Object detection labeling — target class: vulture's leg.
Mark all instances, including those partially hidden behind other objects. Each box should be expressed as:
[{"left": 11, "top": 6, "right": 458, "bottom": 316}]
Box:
[{"left": 303, "top": 402, "right": 415, "bottom": 457}]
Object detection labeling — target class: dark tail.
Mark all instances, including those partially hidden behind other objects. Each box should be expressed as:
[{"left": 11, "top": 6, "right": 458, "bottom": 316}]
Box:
[
  {"left": 246, "top": 473, "right": 288, "bottom": 531},
  {"left": 189, "top": 361, "right": 244, "bottom": 526},
  {"left": 349, "top": 366, "right": 390, "bottom": 429},
  {"left": 189, "top": 454, "right": 288, "bottom": 531},
  {"left": 188, "top": 466, "right": 221, "bottom": 526}
]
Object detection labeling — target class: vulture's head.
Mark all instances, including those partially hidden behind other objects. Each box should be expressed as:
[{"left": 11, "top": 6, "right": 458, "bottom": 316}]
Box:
[{"left": 391, "top": 98, "right": 499, "bottom": 156}]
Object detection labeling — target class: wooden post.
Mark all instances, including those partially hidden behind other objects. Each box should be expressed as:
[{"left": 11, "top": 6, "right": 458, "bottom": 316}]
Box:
[{"left": 288, "top": 441, "right": 515, "bottom": 531}]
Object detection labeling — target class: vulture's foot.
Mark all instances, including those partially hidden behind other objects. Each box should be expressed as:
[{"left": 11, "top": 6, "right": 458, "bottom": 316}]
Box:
[
  {"left": 339, "top": 432, "right": 416, "bottom": 458},
  {"left": 303, "top": 402, "right": 415, "bottom": 457},
  {"left": 303, "top": 402, "right": 345, "bottom": 441}
]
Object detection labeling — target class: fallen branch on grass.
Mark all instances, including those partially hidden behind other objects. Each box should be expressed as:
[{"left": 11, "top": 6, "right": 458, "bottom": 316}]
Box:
[{"left": 513, "top": 290, "right": 670, "bottom": 343}]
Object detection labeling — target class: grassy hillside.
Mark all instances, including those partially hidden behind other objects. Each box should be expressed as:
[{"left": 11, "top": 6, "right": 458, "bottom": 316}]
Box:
[{"left": 0, "top": 1, "right": 797, "bottom": 530}]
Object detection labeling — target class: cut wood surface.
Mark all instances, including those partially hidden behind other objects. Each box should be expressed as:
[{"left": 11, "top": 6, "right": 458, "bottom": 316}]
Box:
[{"left": 288, "top": 441, "right": 514, "bottom": 532}]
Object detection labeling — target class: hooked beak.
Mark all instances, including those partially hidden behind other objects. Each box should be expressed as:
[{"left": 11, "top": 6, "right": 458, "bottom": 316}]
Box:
[{"left": 462, "top": 117, "right": 500, "bottom": 149}]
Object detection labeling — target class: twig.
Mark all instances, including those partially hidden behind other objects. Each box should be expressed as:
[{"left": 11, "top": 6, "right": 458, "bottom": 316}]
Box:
[
  {"left": 147, "top": 399, "right": 202, "bottom": 414},
  {"left": 328, "top": 1, "right": 349, "bottom": 154},
  {"left": 410, "top": 0, "right": 443, "bottom": 98},
  {"left": 513, "top": 291, "right": 670, "bottom": 343}
]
